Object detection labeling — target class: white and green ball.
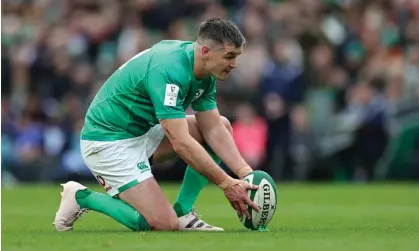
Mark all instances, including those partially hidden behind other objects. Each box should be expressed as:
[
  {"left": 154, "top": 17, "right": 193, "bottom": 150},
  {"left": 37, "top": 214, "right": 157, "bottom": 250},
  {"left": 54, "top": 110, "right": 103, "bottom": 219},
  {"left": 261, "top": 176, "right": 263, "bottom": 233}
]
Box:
[{"left": 240, "top": 170, "right": 278, "bottom": 230}]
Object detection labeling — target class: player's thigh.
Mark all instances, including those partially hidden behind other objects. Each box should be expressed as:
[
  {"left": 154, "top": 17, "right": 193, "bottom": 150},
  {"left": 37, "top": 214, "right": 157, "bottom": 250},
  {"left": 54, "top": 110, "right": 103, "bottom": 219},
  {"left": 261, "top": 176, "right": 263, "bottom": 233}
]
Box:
[
  {"left": 152, "top": 115, "right": 233, "bottom": 164},
  {"left": 151, "top": 115, "right": 203, "bottom": 163},
  {"left": 80, "top": 137, "right": 153, "bottom": 196},
  {"left": 118, "top": 178, "right": 178, "bottom": 231},
  {"left": 80, "top": 137, "right": 177, "bottom": 230}
]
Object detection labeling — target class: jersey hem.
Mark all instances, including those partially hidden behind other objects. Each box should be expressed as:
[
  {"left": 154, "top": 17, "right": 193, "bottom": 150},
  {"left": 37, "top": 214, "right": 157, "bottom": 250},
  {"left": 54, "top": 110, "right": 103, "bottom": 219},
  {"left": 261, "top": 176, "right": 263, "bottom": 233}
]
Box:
[
  {"left": 156, "top": 112, "right": 186, "bottom": 120},
  {"left": 192, "top": 104, "right": 217, "bottom": 112},
  {"left": 80, "top": 134, "right": 138, "bottom": 141}
]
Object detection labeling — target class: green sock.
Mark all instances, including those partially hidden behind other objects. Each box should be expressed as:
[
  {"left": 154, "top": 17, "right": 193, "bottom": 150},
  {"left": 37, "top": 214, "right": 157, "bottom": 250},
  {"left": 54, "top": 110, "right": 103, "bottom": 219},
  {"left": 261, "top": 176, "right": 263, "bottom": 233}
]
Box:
[
  {"left": 76, "top": 189, "right": 151, "bottom": 231},
  {"left": 174, "top": 145, "right": 221, "bottom": 217}
]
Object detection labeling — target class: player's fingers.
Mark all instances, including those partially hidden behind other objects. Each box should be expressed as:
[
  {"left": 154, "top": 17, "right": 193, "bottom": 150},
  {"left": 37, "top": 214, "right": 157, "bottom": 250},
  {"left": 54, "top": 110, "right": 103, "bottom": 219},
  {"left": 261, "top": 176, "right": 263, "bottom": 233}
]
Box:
[
  {"left": 238, "top": 181, "right": 251, "bottom": 190},
  {"left": 239, "top": 201, "right": 251, "bottom": 219},
  {"left": 246, "top": 197, "right": 260, "bottom": 213},
  {"left": 239, "top": 181, "right": 258, "bottom": 190},
  {"left": 232, "top": 202, "right": 242, "bottom": 218}
]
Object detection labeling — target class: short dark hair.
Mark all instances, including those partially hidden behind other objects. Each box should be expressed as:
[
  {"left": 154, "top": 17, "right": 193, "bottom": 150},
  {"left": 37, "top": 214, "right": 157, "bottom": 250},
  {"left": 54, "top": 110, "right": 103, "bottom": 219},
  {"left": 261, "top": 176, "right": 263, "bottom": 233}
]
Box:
[{"left": 197, "top": 18, "right": 246, "bottom": 48}]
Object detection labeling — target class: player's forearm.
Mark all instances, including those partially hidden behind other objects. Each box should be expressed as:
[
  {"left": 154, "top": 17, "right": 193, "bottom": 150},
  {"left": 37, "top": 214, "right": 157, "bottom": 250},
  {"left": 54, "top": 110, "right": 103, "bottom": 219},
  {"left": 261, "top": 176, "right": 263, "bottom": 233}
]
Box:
[
  {"left": 173, "top": 135, "right": 232, "bottom": 187},
  {"left": 202, "top": 123, "right": 252, "bottom": 178}
]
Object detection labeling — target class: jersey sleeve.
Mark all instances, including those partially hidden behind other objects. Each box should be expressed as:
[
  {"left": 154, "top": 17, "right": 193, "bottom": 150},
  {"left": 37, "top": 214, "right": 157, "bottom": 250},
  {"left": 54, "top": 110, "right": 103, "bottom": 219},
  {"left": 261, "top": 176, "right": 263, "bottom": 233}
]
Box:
[
  {"left": 191, "top": 77, "right": 217, "bottom": 112},
  {"left": 146, "top": 58, "right": 190, "bottom": 120}
]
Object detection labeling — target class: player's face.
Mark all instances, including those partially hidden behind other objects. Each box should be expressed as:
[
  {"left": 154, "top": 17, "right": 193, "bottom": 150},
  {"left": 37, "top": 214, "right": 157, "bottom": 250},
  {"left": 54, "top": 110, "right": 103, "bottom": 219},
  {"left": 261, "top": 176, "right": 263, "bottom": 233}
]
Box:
[{"left": 205, "top": 44, "right": 243, "bottom": 80}]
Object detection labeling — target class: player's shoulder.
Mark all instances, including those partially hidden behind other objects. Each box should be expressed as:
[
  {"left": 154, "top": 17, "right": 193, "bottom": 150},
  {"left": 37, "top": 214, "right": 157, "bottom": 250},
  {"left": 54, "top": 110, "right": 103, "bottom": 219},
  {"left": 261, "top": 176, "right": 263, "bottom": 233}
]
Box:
[
  {"left": 151, "top": 40, "right": 194, "bottom": 63},
  {"left": 151, "top": 40, "right": 195, "bottom": 82}
]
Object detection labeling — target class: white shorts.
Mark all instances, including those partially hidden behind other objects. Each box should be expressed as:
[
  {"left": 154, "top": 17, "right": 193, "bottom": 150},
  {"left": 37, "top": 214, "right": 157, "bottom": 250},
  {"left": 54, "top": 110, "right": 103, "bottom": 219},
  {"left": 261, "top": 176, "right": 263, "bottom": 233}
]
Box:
[{"left": 80, "top": 125, "right": 165, "bottom": 197}]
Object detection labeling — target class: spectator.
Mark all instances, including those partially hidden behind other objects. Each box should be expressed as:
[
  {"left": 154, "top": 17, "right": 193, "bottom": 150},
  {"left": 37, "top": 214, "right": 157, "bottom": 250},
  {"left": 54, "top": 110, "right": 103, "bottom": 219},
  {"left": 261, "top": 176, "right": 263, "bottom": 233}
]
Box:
[
  {"left": 232, "top": 103, "right": 267, "bottom": 169},
  {"left": 2, "top": 0, "right": 418, "bottom": 183}
]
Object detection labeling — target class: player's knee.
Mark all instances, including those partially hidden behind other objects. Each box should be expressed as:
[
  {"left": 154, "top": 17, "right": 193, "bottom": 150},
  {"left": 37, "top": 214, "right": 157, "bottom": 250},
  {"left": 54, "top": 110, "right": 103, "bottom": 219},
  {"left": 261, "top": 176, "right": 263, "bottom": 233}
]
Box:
[
  {"left": 186, "top": 115, "right": 204, "bottom": 143},
  {"left": 148, "top": 213, "right": 179, "bottom": 231},
  {"left": 221, "top": 116, "right": 232, "bottom": 135}
]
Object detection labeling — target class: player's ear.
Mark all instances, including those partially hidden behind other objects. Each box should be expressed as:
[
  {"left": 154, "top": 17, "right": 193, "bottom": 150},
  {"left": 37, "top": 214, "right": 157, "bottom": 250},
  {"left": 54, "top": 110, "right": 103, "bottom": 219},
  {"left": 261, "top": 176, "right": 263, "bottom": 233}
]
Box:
[{"left": 201, "top": 45, "right": 211, "bottom": 59}]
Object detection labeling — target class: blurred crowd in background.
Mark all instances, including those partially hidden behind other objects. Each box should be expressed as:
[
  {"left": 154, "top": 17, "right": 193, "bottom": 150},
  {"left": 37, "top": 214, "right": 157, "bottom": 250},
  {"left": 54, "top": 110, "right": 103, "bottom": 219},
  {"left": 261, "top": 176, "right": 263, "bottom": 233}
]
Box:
[{"left": 2, "top": 0, "right": 419, "bottom": 185}]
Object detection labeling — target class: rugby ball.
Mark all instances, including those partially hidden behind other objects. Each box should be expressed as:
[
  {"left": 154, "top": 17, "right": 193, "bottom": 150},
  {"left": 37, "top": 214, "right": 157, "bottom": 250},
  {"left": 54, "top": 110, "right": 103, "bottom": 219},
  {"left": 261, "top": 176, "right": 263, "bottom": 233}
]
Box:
[{"left": 240, "top": 170, "right": 278, "bottom": 230}]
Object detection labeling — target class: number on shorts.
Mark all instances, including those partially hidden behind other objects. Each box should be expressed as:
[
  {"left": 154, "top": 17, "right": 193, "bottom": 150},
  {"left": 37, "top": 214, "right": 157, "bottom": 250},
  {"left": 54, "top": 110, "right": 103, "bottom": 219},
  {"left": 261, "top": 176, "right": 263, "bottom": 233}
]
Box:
[{"left": 96, "top": 175, "right": 106, "bottom": 187}]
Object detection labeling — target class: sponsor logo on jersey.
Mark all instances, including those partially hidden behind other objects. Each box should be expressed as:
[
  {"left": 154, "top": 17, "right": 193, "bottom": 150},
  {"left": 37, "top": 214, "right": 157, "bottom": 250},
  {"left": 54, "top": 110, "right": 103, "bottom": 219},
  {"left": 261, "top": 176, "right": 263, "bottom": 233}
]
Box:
[{"left": 191, "top": 89, "right": 204, "bottom": 102}]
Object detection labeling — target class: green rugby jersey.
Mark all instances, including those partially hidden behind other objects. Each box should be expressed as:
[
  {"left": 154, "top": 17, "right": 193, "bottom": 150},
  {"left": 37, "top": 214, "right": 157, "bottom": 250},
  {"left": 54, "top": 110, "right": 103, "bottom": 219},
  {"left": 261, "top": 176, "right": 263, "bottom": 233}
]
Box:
[{"left": 81, "top": 40, "right": 216, "bottom": 141}]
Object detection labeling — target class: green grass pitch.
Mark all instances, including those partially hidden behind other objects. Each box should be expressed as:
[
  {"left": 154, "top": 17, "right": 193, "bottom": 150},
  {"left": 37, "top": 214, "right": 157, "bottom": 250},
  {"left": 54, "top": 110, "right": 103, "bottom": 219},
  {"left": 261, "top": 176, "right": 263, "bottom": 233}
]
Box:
[{"left": 2, "top": 183, "right": 418, "bottom": 251}]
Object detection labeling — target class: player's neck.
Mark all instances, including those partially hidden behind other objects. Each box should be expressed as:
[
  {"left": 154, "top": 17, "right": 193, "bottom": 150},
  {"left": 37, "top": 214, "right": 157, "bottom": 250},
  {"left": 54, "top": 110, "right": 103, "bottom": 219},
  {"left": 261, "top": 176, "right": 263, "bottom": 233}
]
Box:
[{"left": 193, "top": 57, "right": 210, "bottom": 80}]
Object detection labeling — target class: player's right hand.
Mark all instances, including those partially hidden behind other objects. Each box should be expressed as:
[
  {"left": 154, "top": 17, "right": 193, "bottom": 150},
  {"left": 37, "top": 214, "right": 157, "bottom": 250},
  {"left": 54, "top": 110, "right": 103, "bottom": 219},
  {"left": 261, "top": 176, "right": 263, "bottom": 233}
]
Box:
[{"left": 223, "top": 179, "right": 259, "bottom": 220}]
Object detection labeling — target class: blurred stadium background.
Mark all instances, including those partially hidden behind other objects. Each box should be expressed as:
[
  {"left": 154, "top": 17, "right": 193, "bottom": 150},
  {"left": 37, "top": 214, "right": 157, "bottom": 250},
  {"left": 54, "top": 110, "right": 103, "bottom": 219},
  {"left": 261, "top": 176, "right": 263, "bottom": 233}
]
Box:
[{"left": 2, "top": 0, "right": 419, "bottom": 185}]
